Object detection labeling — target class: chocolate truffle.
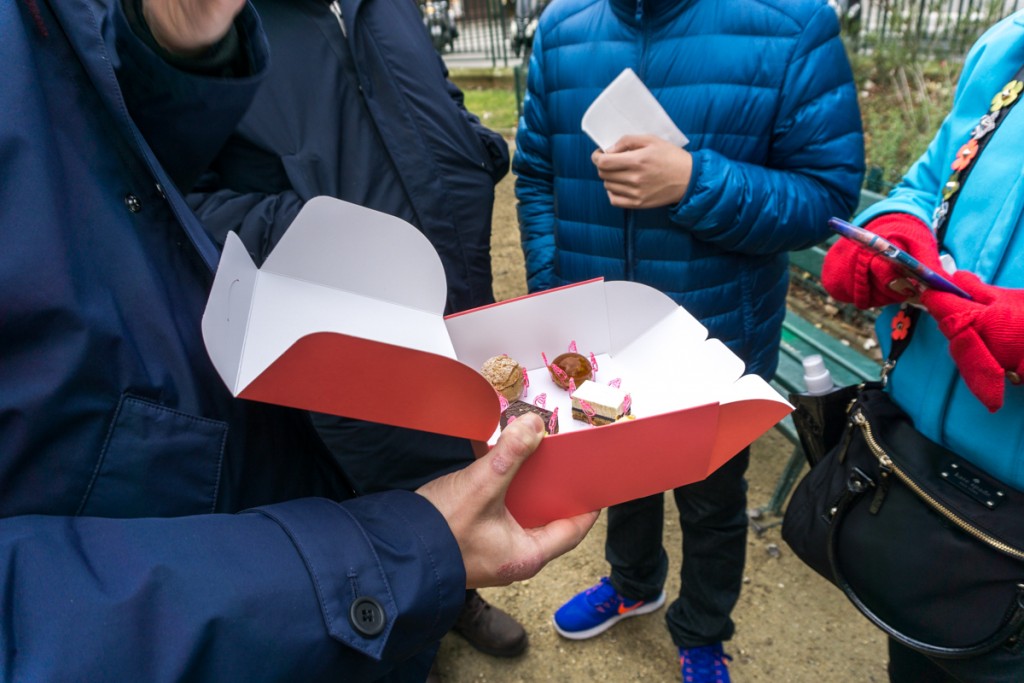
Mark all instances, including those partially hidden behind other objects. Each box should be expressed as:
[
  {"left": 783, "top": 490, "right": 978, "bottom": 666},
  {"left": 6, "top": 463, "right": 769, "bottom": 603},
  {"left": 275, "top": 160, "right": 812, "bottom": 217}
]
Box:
[
  {"left": 500, "top": 400, "right": 559, "bottom": 434},
  {"left": 548, "top": 352, "right": 593, "bottom": 390},
  {"left": 480, "top": 354, "right": 525, "bottom": 402}
]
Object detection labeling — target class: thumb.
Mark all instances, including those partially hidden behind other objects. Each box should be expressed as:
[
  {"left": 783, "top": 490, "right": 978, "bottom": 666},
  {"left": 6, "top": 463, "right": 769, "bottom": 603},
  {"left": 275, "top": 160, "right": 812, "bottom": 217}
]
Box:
[
  {"left": 949, "top": 327, "right": 1005, "bottom": 412},
  {"left": 605, "top": 134, "right": 649, "bottom": 154},
  {"left": 474, "top": 413, "right": 545, "bottom": 501}
]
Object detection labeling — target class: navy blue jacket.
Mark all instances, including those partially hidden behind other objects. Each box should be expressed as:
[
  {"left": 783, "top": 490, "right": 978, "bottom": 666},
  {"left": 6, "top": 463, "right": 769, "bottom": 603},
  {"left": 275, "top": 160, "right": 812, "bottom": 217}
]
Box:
[
  {"left": 0, "top": 1, "right": 464, "bottom": 680},
  {"left": 514, "top": 0, "right": 865, "bottom": 378},
  {"left": 188, "top": 0, "right": 510, "bottom": 314},
  {"left": 188, "top": 0, "right": 509, "bottom": 495}
]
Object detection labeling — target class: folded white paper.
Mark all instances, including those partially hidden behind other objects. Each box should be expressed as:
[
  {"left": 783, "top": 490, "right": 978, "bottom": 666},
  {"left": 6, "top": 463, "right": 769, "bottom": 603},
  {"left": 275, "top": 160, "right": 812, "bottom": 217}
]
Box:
[{"left": 581, "top": 68, "right": 689, "bottom": 151}]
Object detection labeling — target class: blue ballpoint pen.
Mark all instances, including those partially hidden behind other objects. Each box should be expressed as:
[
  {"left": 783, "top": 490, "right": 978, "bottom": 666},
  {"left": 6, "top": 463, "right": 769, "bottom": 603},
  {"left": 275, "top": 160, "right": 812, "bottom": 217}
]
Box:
[{"left": 827, "top": 217, "right": 973, "bottom": 300}]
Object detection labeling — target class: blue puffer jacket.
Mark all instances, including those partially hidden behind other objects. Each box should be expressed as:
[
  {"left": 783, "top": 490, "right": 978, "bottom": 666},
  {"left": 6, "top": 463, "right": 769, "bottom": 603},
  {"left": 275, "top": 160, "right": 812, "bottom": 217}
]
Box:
[{"left": 514, "top": 0, "right": 864, "bottom": 379}]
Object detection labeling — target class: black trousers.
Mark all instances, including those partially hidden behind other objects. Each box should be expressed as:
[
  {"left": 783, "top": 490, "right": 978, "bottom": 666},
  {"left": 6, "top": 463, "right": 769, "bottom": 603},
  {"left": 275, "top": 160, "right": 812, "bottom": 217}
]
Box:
[
  {"left": 606, "top": 448, "right": 750, "bottom": 648},
  {"left": 311, "top": 413, "right": 474, "bottom": 494}
]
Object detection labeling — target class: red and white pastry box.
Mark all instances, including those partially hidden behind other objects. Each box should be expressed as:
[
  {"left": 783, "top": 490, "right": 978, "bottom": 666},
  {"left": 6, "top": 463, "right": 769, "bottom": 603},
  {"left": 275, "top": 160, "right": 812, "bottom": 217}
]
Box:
[{"left": 202, "top": 197, "right": 791, "bottom": 527}]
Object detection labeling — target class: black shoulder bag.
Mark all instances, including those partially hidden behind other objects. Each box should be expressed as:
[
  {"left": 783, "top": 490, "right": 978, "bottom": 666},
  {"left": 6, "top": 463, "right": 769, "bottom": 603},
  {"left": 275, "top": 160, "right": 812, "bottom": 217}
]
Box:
[{"left": 781, "top": 71, "right": 1024, "bottom": 659}]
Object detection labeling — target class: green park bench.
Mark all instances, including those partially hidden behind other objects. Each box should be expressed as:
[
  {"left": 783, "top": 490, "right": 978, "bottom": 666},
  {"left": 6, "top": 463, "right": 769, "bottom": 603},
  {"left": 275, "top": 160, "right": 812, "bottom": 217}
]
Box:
[{"left": 752, "top": 188, "right": 887, "bottom": 528}]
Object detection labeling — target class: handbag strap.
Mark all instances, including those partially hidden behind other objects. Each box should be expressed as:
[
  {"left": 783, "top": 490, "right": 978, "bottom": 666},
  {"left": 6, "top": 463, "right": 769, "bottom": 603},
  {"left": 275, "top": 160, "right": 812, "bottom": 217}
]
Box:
[
  {"left": 825, "top": 481, "right": 1024, "bottom": 657},
  {"left": 884, "top": 67, "right": 1024, "bottom": 380},
  {"left": 930, "top": 65, "right": 1024, "bottom": 237}
]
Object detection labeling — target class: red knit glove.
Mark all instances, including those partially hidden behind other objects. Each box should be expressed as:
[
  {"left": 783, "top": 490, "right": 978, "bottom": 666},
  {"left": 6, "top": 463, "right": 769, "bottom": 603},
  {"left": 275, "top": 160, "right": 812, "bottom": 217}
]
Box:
[
  {"left": 821, "top": 214, "right": 945, "bottom": 309},
  {"left": 920, "top": 271, "right": 1024, "bottom": 412}
]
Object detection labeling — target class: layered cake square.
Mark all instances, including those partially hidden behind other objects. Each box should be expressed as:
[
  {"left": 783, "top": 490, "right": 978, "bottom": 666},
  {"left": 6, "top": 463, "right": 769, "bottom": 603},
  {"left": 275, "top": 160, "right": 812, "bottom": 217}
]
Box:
[{"left": 571, "top": 380, "right": 631, "bottom": 426}]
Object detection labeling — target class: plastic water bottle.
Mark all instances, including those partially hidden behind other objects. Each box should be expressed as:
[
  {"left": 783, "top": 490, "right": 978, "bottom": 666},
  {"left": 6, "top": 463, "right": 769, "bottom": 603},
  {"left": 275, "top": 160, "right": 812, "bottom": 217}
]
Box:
[{"left": 801, "top": 354, "right": 835, "bottom": 396}]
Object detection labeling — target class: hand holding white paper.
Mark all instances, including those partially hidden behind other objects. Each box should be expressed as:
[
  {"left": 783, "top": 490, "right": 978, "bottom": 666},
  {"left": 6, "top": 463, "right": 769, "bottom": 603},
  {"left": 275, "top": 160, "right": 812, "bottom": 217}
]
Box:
[{"left": 581, "top": 68, "right": 689, "bottom": 151}]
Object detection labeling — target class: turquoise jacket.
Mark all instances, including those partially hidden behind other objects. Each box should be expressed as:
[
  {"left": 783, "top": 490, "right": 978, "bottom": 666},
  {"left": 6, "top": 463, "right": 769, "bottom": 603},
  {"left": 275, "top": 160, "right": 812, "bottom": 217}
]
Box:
[
  {"left": 514, "top": 0, "right": 864, "bottom": 379},
  {"left": 858, "top": 11, "right": 1024, "bottom": 489}
]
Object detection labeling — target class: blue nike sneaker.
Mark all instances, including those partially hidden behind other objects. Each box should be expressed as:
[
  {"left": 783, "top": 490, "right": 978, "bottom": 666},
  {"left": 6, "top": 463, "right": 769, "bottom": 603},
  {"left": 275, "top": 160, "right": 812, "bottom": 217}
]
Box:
[
  {"left": 679, "top": 643, "right": 733, "bottom": 683},
  {"left": 553, "top": 577, "right": 666, "bottom": 640}
]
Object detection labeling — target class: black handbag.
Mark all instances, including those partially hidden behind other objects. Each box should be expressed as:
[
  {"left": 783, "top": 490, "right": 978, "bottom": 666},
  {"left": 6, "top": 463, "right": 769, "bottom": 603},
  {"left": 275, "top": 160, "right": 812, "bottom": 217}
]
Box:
[{"left": 782, "top": 385, "right": 1024, "bottom": 657}]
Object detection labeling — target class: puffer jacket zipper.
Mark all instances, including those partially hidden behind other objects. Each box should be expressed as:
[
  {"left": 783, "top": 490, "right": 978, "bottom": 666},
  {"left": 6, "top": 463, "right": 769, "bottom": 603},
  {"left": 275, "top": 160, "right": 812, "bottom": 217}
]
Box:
[
  {"left": 624, "top": 0, "right": 649, "bottom": 282},
  {"left": 329, "top": 0, "right": 347, "bottom": 37}
]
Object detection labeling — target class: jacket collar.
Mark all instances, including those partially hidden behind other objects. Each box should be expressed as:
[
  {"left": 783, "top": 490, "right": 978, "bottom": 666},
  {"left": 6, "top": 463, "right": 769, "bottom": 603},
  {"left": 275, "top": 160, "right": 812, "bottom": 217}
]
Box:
[{"left": 607, "top": 0, "right": 695, "bottom": 26}]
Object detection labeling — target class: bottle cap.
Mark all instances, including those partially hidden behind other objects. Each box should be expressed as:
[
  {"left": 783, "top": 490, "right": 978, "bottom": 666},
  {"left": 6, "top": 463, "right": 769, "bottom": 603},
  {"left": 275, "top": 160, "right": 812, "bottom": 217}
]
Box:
[{"left": 802, "top": 354, "right": 834, "bottom": 395}]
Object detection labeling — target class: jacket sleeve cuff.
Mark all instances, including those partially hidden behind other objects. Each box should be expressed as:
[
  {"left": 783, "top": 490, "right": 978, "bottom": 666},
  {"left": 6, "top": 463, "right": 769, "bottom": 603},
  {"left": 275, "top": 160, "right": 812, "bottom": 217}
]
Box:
[
  {"left": 252, "top": 492, "right": 465, "bottom": 662},
  {"left": 855, "top": 199, "right": 932, "bottom": 229},
  {"left": 672, "top": 148, "right": 710, "bottom": 226}
]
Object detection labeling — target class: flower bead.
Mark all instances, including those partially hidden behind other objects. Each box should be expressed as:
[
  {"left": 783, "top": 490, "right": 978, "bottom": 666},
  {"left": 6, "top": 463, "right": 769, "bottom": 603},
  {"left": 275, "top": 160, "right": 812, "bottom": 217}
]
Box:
[
  {"left": 950, "top": 139, "right": 978, "bottom": 171},
  {"left": 989, "top": 79, "right": 1023, "bottom": 112},
  {"left": 942, "top": 174, "right": 961, "bottom": 200},
  {"left": 972, "top": 114, "right": 996, "bottom": 140},
  {"left": 891, "top": 309, "right": 912, "bottom": 341},
  {"left": 932, "top": 201, "right": 949, "bottom": 230}
]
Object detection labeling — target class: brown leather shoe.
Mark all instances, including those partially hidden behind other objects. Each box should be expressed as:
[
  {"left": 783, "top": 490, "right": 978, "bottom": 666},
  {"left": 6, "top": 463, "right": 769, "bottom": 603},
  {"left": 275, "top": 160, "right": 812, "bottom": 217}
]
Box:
[{"left": 452, "top": 590, "right": 528, "bottom": 657}]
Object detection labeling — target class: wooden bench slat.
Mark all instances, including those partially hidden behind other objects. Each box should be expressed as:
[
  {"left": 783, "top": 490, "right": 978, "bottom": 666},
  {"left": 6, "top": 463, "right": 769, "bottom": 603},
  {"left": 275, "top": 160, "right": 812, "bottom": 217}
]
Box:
[{"left": 781, "top": 311, "right": 880, "bottom": 383}]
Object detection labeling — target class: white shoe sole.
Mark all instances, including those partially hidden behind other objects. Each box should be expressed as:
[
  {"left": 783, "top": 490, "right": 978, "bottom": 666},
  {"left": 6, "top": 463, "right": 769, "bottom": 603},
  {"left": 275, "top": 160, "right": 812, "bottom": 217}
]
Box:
[{"left": 553, "top": 591, "right": 667, "bottom": 640}]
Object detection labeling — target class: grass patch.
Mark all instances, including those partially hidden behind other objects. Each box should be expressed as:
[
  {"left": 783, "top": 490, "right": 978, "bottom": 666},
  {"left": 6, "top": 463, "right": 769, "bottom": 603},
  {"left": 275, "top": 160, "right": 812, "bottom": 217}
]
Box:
[
  {"left": 852, "top": 53, "right": 961, "bottom": 189},
  {"left": 462, "top": 87, "right": 519, "bottom": 134}
]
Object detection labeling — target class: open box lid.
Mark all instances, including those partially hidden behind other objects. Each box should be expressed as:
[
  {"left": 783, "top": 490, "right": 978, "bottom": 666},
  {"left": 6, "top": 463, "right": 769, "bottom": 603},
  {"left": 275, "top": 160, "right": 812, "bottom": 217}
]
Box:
[
  {"left": 202, "top": 197, "right": 792, "bottom": 527},
  {"left": 202, "top": 197, "right": 501, "bottom": 442}
]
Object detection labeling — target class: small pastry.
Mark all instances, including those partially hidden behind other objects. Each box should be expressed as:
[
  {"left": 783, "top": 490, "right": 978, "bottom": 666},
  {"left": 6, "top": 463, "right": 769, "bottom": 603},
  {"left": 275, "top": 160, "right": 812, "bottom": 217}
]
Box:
[
  {"left": 480, "top": 354, "right": 525, "bottom": 402},
  {"left": 548, "top": 352, "right": 592, "bottom": 390},
  {"left": 500, "top": 400, "right": 559, "bottom": 435},
  {"left": 571, "top": 380, "right": 631, "bottom": 426}
]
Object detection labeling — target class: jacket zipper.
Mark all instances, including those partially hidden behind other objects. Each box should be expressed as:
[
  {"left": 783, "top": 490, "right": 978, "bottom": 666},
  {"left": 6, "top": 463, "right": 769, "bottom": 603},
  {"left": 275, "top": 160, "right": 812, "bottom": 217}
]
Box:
[
  {"left": 624, "top": 0, "right": 649, "bottom": 282},
  {"left": 329, "top": 0, "right": 347, "bottom": 37},
  {"left": 852, "top": 410, "right": 1024, "bottom": 561}
]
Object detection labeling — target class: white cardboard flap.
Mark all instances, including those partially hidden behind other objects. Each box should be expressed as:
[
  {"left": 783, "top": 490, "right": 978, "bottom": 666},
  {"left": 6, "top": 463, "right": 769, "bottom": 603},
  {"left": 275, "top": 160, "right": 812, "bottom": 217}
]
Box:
[
  {"left": 203, "top": 199, "right": 457, "bottom": 396},
  {"left": 262, "top": 196, "right": 447, "bottom": 313},
  {"left": 202, "top": 232, "right": 260, "bottom": 395},
  {"left": 445, "top": 280, "right": 611, "bottom": 371}
]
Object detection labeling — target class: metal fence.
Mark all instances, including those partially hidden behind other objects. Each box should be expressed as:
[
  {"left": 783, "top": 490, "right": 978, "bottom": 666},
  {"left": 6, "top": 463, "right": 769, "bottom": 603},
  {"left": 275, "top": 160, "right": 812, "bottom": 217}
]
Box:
[
  {"left": 433, "top": 0, "right": 1024, "bottom": 68},
  {"left": 845, "top": 0, "right": 1024, "bottom": 55},
  {"left": 435, "top": 0, "right": 514, "bottom": 67}
]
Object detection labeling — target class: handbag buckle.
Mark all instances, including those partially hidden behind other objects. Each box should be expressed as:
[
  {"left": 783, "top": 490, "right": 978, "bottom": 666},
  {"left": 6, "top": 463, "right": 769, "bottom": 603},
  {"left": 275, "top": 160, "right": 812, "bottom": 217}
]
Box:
[
  {"left": 847, "top": 467, "right": 875, "bottom": 494},
  {"left": 880, "top": 360, "right": 896, "bottom": 387}
]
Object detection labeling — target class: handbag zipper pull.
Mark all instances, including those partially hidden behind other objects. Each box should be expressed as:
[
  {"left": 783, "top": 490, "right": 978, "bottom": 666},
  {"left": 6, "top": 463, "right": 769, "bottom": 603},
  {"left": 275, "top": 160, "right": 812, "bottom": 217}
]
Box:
[
  {"left": 836, "top": 417, "right": 856, "bottom": 464},
  {"left": 869, "top": 469, "right": 891, "bottom": 514},
  {"left": 851, "top": 410, "right": 893, "bottom": 514}
]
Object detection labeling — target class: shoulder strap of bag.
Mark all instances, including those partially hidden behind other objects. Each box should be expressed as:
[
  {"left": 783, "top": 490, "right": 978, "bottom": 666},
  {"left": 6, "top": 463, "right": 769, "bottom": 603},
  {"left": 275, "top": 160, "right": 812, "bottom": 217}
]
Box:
[{"left": 884, "top": 66, "right": 1024, "bottom": 379}]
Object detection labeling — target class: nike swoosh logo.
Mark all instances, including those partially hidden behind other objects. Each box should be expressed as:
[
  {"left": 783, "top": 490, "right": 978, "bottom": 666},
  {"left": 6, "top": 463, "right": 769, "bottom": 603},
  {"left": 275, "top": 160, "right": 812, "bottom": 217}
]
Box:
[{"left": 617, "top": 601, "right": 644, "bottom": 615}]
